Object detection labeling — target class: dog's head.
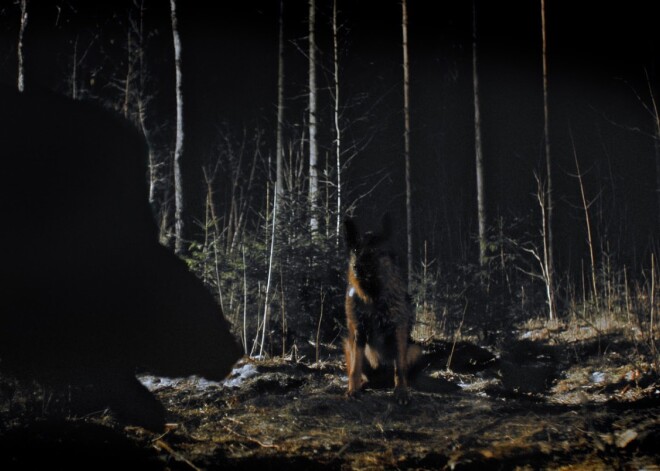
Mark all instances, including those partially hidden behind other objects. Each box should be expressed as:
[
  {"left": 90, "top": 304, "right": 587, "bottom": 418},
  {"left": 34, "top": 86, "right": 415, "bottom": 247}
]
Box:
[{"left": 344, "top": 214, "right": 393, "bottom": 300}]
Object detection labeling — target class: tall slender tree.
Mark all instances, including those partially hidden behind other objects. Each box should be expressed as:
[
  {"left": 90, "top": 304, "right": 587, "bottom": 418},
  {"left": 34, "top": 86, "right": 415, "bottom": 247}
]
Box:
[
  {"left": 648, "top": 70, "right": 660, "bottom": 234},
  {"left": 308, "top": 0, "right": 319, "bottom": 234},
  {"left": 655, "top": 125, "right": 660, "bottom": 234},
  {"left": 70, "top": 35, "right": 80, "bottom": 99},
  {"left": 122, "top": 23, "right": 133, "bottom": 118},
  {"left": 275, "top": 0, "right": 285, "bottom": 203},
  {"left": 170, "top": 0, "right": 185, "bottom": 255},
  {"left": 540, "top": 0, "right": 555, "bottom": 319},
  {"left": 260, "top": 188, "right": 278, "bottom": 359},
  {"left": 332, "top": 0, "right": 342, "bottom": 242},
  {"left": 472, "top": 0, "right": 486, "bottom": 269},
  {"left": 133, "top": 0, "right": 157, "bottom": 210},
  {"left": 262, "top": 0, "right": 286, "bottom": 358},
  {"left": 401, "top": 0, "right": 412, "bottom": 290},
  {"left": 17, "top": 0, "right": 28, "bottom": 93}
]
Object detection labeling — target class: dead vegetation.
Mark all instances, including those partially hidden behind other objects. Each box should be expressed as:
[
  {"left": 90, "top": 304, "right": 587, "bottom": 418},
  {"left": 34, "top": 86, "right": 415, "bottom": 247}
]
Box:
[{"left": 1, "top": 317, "right": 659, "bottom": 470}]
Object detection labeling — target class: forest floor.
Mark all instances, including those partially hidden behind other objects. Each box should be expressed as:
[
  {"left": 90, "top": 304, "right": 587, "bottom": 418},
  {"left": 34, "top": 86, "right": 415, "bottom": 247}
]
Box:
[{"left": 1, "top": 318, "right": 659, "bottom": 470}]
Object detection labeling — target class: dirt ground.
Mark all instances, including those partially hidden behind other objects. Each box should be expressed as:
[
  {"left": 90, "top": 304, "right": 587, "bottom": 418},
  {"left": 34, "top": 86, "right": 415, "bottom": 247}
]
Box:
[{"left": 1, "top": 321, "right": 659, "bottom": 470}]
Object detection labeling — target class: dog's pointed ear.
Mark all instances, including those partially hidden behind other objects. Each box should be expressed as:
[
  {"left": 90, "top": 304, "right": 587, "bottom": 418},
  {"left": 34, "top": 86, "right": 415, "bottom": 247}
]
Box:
[{"left": 344, "top": 218, "right": 360, "bottom": 252}]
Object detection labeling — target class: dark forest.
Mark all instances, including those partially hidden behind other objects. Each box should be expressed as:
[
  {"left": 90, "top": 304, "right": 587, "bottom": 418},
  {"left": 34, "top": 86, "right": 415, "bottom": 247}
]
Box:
[{"left": 1, "top": 1, "right": 659, "bottom": 469}]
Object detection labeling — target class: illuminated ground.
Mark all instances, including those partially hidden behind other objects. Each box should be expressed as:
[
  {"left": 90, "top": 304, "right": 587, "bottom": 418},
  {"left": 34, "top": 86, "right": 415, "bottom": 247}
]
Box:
[{"left": 2, "top": 321, "right": 659, "bottom": 470}]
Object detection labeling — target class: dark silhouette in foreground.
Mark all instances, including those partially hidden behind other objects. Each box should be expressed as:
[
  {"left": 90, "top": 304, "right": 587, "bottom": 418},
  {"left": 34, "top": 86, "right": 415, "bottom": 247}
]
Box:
[
  {"left": 0, "top": 89, "right": 242, "bottom": 431},
  {"left": 343, "top": 215, "right": 421, "bottom": 404}
]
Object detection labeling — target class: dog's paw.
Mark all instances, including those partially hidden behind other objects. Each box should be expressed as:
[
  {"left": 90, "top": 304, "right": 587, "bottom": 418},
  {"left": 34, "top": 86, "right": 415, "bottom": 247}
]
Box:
[{"left": 394, "top": 386, "right": 411, "bottom": 405}]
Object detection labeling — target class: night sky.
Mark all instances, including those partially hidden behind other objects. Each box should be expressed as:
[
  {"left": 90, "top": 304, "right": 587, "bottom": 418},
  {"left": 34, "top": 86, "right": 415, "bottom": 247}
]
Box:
[{"left": 0, "top": 0, "right": 657, "bottom": 268}]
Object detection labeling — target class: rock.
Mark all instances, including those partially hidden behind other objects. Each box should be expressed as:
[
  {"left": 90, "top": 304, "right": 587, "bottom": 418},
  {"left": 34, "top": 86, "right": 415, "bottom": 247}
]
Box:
[{"left": 0, "top": 88, "right": 242, "bottom": 431}]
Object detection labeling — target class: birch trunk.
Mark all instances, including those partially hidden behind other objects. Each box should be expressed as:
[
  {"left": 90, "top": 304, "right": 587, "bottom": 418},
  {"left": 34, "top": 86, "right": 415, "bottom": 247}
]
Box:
[
  {"left": 135, "top": 0, "right": 157, "bottom": 209},
  {"left": 333, "top": 0, "right": 342, "bottom": 242},
  {"left": 656, "top": 131, "right": 660, "bottom": 232},
  {"left": 308, "top": 0, "right": 319, "bottom": 234},
  {"left": 170, "top": 0, "right": 185, "bottom": 255},
  {"left": 473, "top": 0, "right": 487, "bottom": 268},
  {"left": 402, "top": 0, "right": 412, "bottom": 290},
  {"left": 541, "top": 0, "right": 555, "bottom": 319},
  {"left": 276, "top": 0, "right": 285, "bottom": 203},
  {"left": 17, "top": 0, "right": 27, "bottom": 93}
]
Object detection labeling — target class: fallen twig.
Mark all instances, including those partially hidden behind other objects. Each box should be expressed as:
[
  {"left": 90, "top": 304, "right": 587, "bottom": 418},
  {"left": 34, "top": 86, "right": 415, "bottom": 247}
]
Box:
[
  {"left": 221, "top": 422, "right": 280, "bottom": 450},
  {"left": 153, "top": 439, "right": 201, "bottom": 471}
]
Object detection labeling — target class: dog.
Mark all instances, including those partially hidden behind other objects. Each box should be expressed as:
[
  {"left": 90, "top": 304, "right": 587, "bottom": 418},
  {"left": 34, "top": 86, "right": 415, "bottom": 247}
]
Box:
[{"left": 343, "top": 215, "right": 421, "bottom": 404}]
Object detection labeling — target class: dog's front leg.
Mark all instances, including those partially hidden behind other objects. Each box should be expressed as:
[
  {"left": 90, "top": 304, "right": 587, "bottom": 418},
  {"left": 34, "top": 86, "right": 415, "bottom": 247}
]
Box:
[{"left": 393, "top": 324, "right": 411, "bottom": 405}]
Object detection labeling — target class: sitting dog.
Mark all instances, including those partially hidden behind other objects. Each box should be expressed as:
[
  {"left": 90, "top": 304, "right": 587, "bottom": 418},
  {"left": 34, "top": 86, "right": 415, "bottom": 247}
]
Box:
[{"left": 343, "top": 215, "right": 421, "bottom": 404}]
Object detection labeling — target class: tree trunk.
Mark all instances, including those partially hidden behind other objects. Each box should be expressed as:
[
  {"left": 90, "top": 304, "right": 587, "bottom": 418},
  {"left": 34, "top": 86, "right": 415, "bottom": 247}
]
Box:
[
  {"left": 260, "top": 189, "right": 278, "bottom": 359},
  {"left": 333, "top": 0, "right": 342, "bottom": 243},
  {"left": 541, "top": 0, "right": 555, "bottom": 319},
  {"left": 71, "top": 35, "right": 78, "bottom": 99},
  {"left": 276, "top": 0, "right": 285, "bottom": 203},
  {"left": 473, "top": 0, "right": 487, "bottom": 269},
  {"left": 17, "top": 0, "right": 28, "bottom": 93},
  {"left": 656, "top": 130, "right": 660, "bottom": 232},
  {"left": 402, "top": 0, "right": 412, "bottom": 290},
  {"left": 170, "top": 0, "right": 185, "bottom": 255},
  {"left": 571, "top": 131, "right": 598, "bottom": 309},
  {"left": 123, "top": 26, "right": 132, "bottom": 119},
  {"left": 649, "top": 69, "right": 660, "bottom": 235},
  {"left": 308, "top": 0, "right": 319, "bottom": 234},
  {"left": 135, "top": 0, "right": 157, "bottom": 210}
]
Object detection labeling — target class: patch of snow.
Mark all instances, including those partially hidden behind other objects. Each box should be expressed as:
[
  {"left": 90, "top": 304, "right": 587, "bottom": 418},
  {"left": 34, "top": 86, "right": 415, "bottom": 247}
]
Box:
[
  {"left": 138, "top": 375, "right": 183, "bottom": 391},
  {"left": 521, "top": 331, "right": 534, "bottom": 339},
  {"left": 223, "top": 362, "right": 259, "bottom": 388},
  {"left": 137, "top": 361, "right": 259, "bottom": 392},
  {"left": 194, "top": 377, "right": 224, "bottom": 389},
  {"left": 590, "top": 371, "right": 606, "bottom": 384}
]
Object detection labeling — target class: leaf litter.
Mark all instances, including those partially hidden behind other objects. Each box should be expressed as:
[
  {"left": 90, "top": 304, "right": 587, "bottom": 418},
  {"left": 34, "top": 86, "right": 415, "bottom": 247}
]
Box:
[{"left": 1, "top": 321, "right": 659, "bottom": 470}]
